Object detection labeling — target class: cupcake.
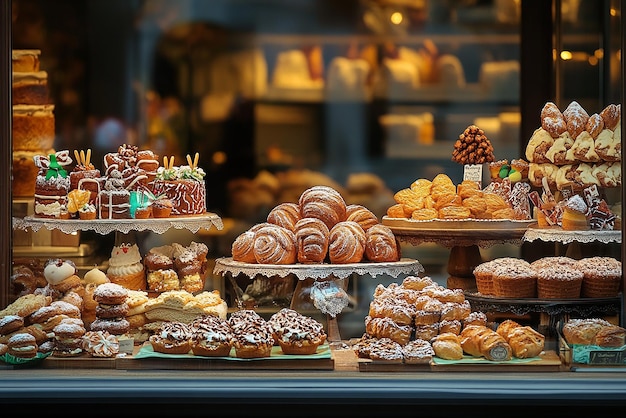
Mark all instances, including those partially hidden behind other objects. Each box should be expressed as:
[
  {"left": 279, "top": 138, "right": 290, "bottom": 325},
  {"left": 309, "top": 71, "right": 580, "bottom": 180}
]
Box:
[
  {"left": 536, "top": 266, "right": 584, "bottom": 299},
  {"left": 78, "top": 203, "right": 97, "bottom": 220},
  {"left": 149, "top": 321, "right": 192, "bottom": 354},
  {"left": 268, "top": 308, "right": 327, "bottom": 355},
  {"left": 189, "top": 315, "right": 234, "bottom": 357},
  {"left": 152, "top": 197, "right": 173, "bottom": 218},
  {"left": 228, "top": 310, "right": 274, "bottom": 358}
]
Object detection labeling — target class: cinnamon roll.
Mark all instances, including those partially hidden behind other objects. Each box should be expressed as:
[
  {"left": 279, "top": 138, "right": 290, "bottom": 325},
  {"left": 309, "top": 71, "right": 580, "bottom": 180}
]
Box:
[
  {"left": 231, "top": 230, "right": 257, "bottom": 263},
  {"left": 345, "top": 204, "right": 379, "bottom": 232},
  {"left": 267, "top": 202, "right": 301, "bottom": 232},
  {"left": 294, "top": 217, "right": 330, "bottom": 264},
  {"left": 253, "top": 224, "right": 297, "bottom": 265},
  {"left": 364, "top": 224, "right": 400, "bottom": 263},
  {"left": 328, "top": 221, "right": 366, "bottom": 264},
  {"left": 298, "top": 185, "right": 347, "bottom": 230}
]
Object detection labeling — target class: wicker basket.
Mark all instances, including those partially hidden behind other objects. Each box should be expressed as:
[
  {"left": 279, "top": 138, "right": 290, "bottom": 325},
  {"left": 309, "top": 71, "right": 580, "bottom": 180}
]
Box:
[
  {"left": 473, "top": 262, "right": 495, "bottom": 296},
  {"left": 578, "top": 257, "right": 622, "bottom": 298},
  {"left": 581, "top": 275, "right": 621, "bottom": 298},
  {"left": 536, "top": 268, "right": 583, "bottom": 299},
  {"left": 492, "top": 271, "right": 537, "bottom": 298}
]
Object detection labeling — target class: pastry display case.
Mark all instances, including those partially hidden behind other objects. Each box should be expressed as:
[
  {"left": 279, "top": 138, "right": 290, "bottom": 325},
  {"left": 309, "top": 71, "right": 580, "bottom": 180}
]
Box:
[{"left": 1, "top": 0, "right": 626, "bottom": 413}]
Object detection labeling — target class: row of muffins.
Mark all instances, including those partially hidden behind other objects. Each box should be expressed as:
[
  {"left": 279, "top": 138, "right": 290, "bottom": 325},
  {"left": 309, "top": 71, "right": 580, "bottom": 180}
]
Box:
[
  {"left": 149, "top": 308, "right": 327, "bottom": 358},
  {"left": 473, "top": 256, "right": 622, "bottom": 299}
]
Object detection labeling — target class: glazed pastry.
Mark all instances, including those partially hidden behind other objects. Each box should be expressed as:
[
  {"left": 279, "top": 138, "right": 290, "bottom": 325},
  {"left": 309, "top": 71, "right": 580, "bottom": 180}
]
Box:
[
  {"left": 460, "top": 324, "right": 512, "bottom": 361},
  {"left": 253, "top": 224, "right": 297, "bottom": 265},
  {"left": 294, "top": 217, "right": 329, "bottom": 264},
  {"left": 368, "top": 297, "right": 416, "bottom": 326},
  {"left": 298, "top": 185, "right": 347, "bottom": 230},
  {"left": 411, "top": 207, "right": 438, "bottom": 221},
  {"left": 267, "top": 202, "right": 301, "bottom": 232},
  {"left": 402, "top": 339, "right": 435, "bottom": 364},
  {"left": 268, "top": 308, "right": 327, "bottom": 355},
  {"left": 364, "top": 224, "right": 400, "bottom": 263},
  {"left": 328, "top": 221, "right": 366, "bottom": 264},
  {"left": 504, "top": 325, "right": 545, "bottom": 358},
  {"left": 364, "top": 315, "right": 412, "bottom": 346},
  {"left": 229, "top": 309, "right": 274, "bottom": 358},
  {"left": 345, "top": 204, "right": 379, "bottom": 232},
  {"left": 189, "top": 315, "right": 234, "bottom": 357},
  {"left": 149, "top": 321, "right": 192, "bottom": 354},
  {"left": 562, "top": 318, "right": 612, "bottom": 345}
]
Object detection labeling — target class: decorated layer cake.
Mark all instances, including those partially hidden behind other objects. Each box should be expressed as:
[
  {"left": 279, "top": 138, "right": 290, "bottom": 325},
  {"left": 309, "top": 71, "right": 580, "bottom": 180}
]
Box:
[{"left": 152, "top": 154, "right": 206, "bottom": 216}]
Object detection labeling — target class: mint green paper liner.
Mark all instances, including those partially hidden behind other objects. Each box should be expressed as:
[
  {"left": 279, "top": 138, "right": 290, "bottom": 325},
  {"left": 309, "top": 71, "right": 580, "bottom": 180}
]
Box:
[
  {"left": 134, "top": 343, "right": 331, "bottom": 361},
  {"left": 1, "top": 351, "right": 51, "bottom": 366},
  {"left": 432, "top": 354, "right": 542, "bottom": 365}
]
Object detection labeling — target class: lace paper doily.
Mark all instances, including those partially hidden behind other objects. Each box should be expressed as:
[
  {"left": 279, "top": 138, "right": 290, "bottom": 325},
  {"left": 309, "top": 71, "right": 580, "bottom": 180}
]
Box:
[
  {"left": 12, "top": 213, "right": 224, "bottom": 235},
  {"left": 523, "top": 226, "right": 622, "bottom": 245},
  {"left": 212, "top": 257, "right": 424, "bottom": 281}
]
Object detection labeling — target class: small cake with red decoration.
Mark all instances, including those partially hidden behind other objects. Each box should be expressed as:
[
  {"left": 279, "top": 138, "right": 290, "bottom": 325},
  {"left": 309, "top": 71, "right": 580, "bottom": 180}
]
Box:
[
  {"left": 152, "top": 154, "right": 206, "bottom": 216},
  {"left": 69, "top": 149, "right": 101, "bottom": 204}
]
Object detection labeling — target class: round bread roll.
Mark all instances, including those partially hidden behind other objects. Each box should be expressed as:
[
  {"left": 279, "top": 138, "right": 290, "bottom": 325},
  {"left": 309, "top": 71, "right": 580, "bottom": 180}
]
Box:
[
  {"left": 298, "top": 185, "right": 347, "bottom": 230},
  {"left": 328, "top": 221, "right": 366, "bottom": 264}
]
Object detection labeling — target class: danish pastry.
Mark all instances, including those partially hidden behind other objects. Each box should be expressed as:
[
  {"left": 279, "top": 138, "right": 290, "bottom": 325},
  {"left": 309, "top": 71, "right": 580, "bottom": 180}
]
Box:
[
  {"left": 267, "top": 202, "right": 301, "bottom": 232},
  {"left": 345, "top": 204, "right": 379, "bottom": 232}
]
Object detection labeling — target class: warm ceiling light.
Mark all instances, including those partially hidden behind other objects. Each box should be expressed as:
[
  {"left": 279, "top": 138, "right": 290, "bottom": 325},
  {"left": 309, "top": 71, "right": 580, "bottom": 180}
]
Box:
[
  {"left": 560, "top": 50, "right": 573, "bottom": 60},
  {"left": 594, "top": 49, "right": 604, "bottom": 59},
  {"left": 390, "top": 12, "right": 403, "bottom": 25},
  {"left": 212, "top": 151, "right": 226, "bottom": 165}
]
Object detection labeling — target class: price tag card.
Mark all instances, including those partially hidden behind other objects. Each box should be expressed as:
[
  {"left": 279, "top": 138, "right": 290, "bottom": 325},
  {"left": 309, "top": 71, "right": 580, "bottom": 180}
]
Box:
[{"left": 463, "top": 164, "right": 483, "bottom": 188}]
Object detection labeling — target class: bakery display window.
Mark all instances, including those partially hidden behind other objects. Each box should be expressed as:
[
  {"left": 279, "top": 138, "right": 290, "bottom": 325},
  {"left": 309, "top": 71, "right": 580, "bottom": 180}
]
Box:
[{"left": 2, "top": 0, "right": 625, "bottom": 391}]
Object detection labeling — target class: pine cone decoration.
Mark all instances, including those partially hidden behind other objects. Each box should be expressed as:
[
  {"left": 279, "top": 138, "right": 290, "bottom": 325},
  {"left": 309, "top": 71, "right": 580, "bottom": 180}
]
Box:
[{"left": 452, "top": 125, "right": 495, "bottom": 165}]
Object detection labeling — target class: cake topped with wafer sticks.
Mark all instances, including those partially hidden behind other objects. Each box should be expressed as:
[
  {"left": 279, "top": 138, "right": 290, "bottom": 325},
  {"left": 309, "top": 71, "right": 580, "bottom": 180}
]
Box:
[{"left": 152, "top": 153, "right": 207, "bottom": 216}]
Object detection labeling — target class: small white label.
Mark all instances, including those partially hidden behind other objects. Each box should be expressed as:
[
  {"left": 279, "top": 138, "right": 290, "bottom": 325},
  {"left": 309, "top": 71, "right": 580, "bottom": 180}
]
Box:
[
  {"left": 118, "top": 336, "right": 135, "bottom": 355},
  {"left": 463, "top": 164, "right": 483, "bottom": 186}
]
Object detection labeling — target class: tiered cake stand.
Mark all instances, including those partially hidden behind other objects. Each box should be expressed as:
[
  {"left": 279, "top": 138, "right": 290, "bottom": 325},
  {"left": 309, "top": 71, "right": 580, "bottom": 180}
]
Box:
[
  {"left": 213, "top": 257, "right": 424, "bottom": 347},
  {"left": 382, "top": 216, "right": 533, "bottom": 290}
]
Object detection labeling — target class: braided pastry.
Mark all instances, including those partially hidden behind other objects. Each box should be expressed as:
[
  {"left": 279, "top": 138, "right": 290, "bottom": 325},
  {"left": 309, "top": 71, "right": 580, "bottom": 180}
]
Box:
[
  {"left": 253, "top": 224, "right": 297, "bottom": 265},
  {"left": 345, "top": 204, "right": 379, "bottom": 232},
  {"left": 267, "top": 202, "right": 301, "bottom": 232},
  {"left": 298, "top": 185, "right": 347, "bottom": 230},
  {"left": 460, "top": 324, "right": 512, "bottom": 361},
  {"left": 328, "top": 221, "right": 366, "bottom": 264},
  {"left": 364, "top": 224, "right": 400, "bottom": 263},
  {"left": 294, "top": 217, "right": 329, "bottom": 264}
]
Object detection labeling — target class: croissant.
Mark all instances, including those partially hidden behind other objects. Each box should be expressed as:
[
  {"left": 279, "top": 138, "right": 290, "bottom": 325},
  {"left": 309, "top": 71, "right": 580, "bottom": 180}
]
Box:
[
  {"left": 364, "top": 315, "right": 412, "bottom": 346},
  {"left": 294, "top": 217, "right": 329, "bottom": 264},
  {"left": 267, "top": 202, "right": 301, "bottom": 232},
  {"left": 431, "top": 332, "right": 464, "bottom": 360},
  {"left": 298, "top": 185, "right": 347, "bottom": 230},
  {"left": 364, "top": 224, "right": 401, "bottom": 263},
  {"left": 328, "top": 221, "right": 366, "bottom": 264},
  {"left": 253, "top": 224, "right": 297, "bottom": 265},
  {"left": 345, "top": 204, "right": 379, "bottom": 232},
  {"left": 231, "top": 230, "right": 257, "bottom": 263}
]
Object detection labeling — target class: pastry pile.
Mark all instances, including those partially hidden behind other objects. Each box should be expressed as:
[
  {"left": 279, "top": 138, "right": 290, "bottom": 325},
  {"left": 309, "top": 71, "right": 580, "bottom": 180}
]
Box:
[
  {"left": 387, "top": 173, "right": 531, "bottom": 221},
  {"left": 526, "top": 101, "right": 621, "bottom": 191},
  {"left": 353, "top": 276, "right": 545, "bottom": 363},
  {"left": 232, "top": 185, "right": 400, "bottom": 265}
]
